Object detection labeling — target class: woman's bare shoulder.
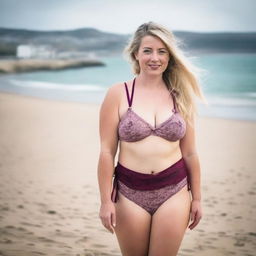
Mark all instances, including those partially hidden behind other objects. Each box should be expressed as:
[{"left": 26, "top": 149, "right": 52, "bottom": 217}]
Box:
[
  {"left": 104, "top": 81, "right": 126, "bottom": 101},
  {"left": 107, "top": 78, "right": 135, "bottom": 92},
  {"left": 108, "top": 81, "right": 124, "bottom": 93},
  {"left": 101, "top": 81, "right": 125, "bottom": 109}
]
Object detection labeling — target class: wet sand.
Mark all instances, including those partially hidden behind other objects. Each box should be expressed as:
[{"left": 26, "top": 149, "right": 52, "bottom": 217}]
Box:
[{"left": 0, "top": 92, "right": 255, "bottom": 256}]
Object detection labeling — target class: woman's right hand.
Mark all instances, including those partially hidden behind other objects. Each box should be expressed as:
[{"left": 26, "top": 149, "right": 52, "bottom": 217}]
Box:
[{"left": 99, "top": 201, "right": 116, "bottom": 234}]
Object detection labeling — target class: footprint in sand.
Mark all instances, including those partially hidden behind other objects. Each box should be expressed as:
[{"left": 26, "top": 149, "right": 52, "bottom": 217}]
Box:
[
  {"left": 0, "top": 205, "right": 9, "bottom": 211},
  {"left": 5, "top": 225, "right": 15, "bottom": 229},
  {"left": 30, "top": 251, "right": 47, "bottom": 255},
  {"left": 47, "top": 210, "right": 57, "bottom": 214},
  {"left": 20, "top": 222, "right": 42, "bottom": 228},
  {"left": 0, "top": 238, "right": 13, "bottom": 244},
  {"left": 248, "top": 232, "right": 256, "bottom": 237},
  {"left": 75, "top": 236, "right": 89, "bottom": 244},
  {"left": 37, "top": 236, "right": 56, "bottom": 244},
  {"left": 55, "top": 230, "right": 76, "bottom": 238},
  {"left": 4, "top": 225, "right": 34, "bottom": 236}
]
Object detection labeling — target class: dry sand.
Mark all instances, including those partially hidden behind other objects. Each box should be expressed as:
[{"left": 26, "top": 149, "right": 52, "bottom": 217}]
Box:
[{"left": 0, "top": 92, "right": 255, "bottom": 256}]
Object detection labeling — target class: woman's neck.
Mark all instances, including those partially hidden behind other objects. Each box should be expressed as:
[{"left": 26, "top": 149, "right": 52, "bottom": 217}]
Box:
[{"left": 135, "top": 73, "right": 165, "bottom": 89}]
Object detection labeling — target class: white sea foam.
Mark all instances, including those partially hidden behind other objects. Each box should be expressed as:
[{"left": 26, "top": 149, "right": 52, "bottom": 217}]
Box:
[
  {"left": 10, "top": 79, "right": 105, "bottom": 92},
  {"left": 242, "top": 92, "right": 256, "bottom": 98},
  {"left": 205, "top": 95, "right": 256, "bottom": 107},
  {"left": 8, "top": 79, "right": 256, "bottom": 107}
]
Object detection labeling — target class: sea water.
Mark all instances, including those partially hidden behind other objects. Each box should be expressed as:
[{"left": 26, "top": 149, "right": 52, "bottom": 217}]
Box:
[{"left": 0, "top": 53, "right": 255, "bottom": 121}]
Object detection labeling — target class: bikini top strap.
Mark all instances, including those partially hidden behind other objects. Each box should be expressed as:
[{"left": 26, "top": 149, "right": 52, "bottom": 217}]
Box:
[
  {"left": 124, "top": 78, "right": 136, "bottom": 108},
  {"left": 170, "top": 91, "right": 178, "bottom": 113}
]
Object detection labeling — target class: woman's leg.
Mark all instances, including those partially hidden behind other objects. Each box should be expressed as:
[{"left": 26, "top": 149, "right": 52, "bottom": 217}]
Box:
[
  {"left": 114, "top": 192, "right": 152, "bottom": 256},
  {"left": 148, "top": 185, "right": 191, "bottom": 256}
]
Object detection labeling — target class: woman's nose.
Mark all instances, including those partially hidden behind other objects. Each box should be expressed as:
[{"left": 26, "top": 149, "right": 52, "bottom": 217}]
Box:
[{"left": 151, "top": 51, "right": 159, "bottom": 61}]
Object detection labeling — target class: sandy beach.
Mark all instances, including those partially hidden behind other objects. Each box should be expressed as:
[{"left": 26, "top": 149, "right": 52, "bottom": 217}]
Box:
[{"left": 0, "top": 91, "right": 255, "bottom": 256}]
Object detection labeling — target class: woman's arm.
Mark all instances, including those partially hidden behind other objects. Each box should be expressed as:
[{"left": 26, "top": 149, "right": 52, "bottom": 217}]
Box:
[
  {"left": 97, "top": 84, "right": 120, "bottom": 233},
  {"left": 180, "top": 114, "right": 202, "bottom": 229}
]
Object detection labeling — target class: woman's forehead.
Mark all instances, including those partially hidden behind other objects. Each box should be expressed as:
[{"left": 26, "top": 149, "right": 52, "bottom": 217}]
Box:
[{"left": 140, "top": 35, "right": 167, "bottom": 49}]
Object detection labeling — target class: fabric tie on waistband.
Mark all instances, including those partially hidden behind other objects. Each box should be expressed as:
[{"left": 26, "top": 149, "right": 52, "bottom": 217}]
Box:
[{"left": 111, "top": 175, "right": 119, "bottom": 203}]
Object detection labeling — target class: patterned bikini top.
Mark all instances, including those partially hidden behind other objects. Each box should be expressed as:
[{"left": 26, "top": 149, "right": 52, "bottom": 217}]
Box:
[{"left": 118, "top": 78, "right": 186, "bottom": 142}]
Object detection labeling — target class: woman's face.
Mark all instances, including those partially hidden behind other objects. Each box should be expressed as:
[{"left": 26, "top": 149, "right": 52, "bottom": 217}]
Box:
[{"left": 135, "top": 35, "right": 170, "bottom": 76}]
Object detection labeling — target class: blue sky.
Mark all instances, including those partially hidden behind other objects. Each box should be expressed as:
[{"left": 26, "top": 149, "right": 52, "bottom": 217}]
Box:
[{"left": 0, "top": 0, "right": 255, "bottom": 34}]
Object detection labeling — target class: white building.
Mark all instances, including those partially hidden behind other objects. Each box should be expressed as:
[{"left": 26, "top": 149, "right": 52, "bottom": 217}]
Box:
[{"left": 17, "top": 45, "right": 56, "bottom": 59}]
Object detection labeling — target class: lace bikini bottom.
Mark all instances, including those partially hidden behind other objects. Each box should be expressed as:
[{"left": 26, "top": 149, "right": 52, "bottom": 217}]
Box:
[{"left": 111, "top": 158, "right": 191, "bottom": 216}]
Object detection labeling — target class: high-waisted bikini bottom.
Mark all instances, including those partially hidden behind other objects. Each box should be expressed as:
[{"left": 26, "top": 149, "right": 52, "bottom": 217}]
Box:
[{"left": 111, "top": 158, "right": 191, "bottom": 215}]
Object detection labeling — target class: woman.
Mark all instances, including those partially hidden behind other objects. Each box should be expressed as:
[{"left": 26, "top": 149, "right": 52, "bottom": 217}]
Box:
[{"left": 97, "top": 21, "right": 204, "bottom": 256}]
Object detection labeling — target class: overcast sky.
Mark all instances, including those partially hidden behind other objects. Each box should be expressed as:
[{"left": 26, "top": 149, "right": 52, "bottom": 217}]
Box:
[{"left": 0, "top": 0, "right": 255, "bottom": 34}]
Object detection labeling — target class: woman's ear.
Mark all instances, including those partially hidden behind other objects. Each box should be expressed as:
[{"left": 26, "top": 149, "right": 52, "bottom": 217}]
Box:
[{"left": 134, "top": 52, "right": 138, "bottom": 61}]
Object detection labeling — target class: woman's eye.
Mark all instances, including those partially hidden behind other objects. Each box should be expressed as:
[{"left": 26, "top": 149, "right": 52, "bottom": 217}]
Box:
[{"left": 142, "top": 49, "right": 167, "bottom": 54}]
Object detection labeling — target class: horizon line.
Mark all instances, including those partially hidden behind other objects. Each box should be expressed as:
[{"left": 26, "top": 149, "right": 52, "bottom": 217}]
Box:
[{"left": 0, "top": 26, "right": 256, "bottom": 35}]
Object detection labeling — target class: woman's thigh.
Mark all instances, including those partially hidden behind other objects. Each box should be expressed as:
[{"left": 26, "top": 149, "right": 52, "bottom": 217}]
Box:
[
  {"left": 148, "top": 185, "right": 191, "bottom": 256},
  {"left": 114, "top": 192, "right": 152, "bottom": 256}
]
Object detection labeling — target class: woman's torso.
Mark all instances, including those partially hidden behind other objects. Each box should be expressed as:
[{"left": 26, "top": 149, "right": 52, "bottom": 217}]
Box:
[{"left": 117, "top": 78, "right": 185, "bottom": 174}]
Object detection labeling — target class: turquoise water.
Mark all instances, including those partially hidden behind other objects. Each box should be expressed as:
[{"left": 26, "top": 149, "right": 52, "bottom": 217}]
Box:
[
  {"left": 197, "top": 53, "right": 256, "bottom": 97},
  {"left": 0, "top": 53, "right": 255, "bottom": 120}
]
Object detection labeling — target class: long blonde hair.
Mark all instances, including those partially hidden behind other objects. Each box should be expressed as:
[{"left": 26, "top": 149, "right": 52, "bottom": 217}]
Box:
[{"left": 123, "top": 21, "right": 207, "bottom": 124}]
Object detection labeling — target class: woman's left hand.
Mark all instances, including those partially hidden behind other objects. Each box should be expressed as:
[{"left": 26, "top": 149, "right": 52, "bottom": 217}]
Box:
[{"left": 188, "top": 199, "right": 202, "bottom": 230}]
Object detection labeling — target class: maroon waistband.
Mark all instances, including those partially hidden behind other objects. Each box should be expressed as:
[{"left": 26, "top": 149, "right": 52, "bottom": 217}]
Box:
[{"left": 111, "top": 158, "right": 191, "bottom": 203}]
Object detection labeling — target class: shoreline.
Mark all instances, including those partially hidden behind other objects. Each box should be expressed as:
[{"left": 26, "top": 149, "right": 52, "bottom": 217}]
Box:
[
  {"left": 0, "top": 58, "right": 105, "bottom": 74},
  {"left": 0, "top": 89, "right": 255, "bottom": 123},
  {"left": 0, "top": 91, "right": 255, "bottom": 255}
]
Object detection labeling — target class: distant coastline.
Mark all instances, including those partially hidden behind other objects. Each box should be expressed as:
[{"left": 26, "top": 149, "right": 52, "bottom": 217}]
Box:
[
  {"left": 1, "top": 28, "right": 256, "bottom": 59},
  {"left": 0, "top": 58, "right": 105, "bottom": 74}
]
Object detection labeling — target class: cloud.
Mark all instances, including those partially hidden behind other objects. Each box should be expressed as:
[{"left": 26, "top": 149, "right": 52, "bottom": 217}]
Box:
[{"left": 0, "top": 0, "right": 255, "bottom": 33}]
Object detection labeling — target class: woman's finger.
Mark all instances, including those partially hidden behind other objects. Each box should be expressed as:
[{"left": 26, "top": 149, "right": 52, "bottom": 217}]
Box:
[
  {"left": 189, "top": 212, "right": 202, "bottom": 229},
  {"left": 100, "top": 214, "right": 114, "bottom": 233},
  {"left": 190, "top": 209, "right": 196, "bottom": 222},
  {"left": 111, "top": 211, "right": 116, "bottom": 229},
  {"left": 106, "top": 214, "right": 115, "bottom": 233}
]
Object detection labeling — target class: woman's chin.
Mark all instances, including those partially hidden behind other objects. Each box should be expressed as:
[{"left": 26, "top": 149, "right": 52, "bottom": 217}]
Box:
[{"left": 144, "top": 70, "right": 164, "bottom": 76}]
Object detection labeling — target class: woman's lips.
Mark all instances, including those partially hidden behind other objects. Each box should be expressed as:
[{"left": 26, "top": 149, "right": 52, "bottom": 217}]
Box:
[{"left": 148, "top": 64, "right": 161, "bottom": 69}]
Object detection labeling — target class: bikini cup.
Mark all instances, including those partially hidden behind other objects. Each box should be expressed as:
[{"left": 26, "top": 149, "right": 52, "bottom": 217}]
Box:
[{"left": 118, "top": 78, "right": 186, "bottom": 142}]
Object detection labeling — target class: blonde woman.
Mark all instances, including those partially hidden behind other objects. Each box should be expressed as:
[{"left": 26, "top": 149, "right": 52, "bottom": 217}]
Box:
[{"left": 98, "top": 22, "right": 204, "bottom": 256}]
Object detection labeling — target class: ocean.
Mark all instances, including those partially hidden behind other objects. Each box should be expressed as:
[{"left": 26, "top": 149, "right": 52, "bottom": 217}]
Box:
[{"left": 0, "top": 53, "right": 255, "bottom": 121}]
